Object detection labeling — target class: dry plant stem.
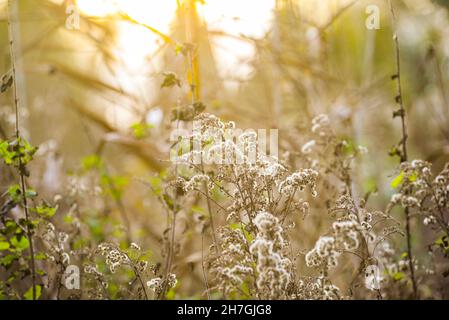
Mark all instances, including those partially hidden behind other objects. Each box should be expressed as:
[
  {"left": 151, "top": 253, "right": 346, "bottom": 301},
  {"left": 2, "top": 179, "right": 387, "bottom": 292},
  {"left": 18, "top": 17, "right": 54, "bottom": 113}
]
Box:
[
  {"left": 231, "top": 167, "right": 255, "bottom": 231},
  {"left": 56, "top": 262, "right": 65, "bottom": 300},
  {"left": 159, "top": 103, "right": 181, "bottom": 299},
  {"left": 424, "top": 179, "right": 449, "bottom": 234},
  {"left": 185, "top": 4, "right": 221, "bottom": 295},
  {"left": 7, "top": 0, "right": 37, "bottom": 300},
  {"left": 431, "top": 52, "right": 449, "bottom": 141},
  {"left": 158, "top": 177, "right": 178, "bottom": 299},
  {"left": 158, "top": 2, "right": 198, "bottom": 299},
  {"left": 187, "top": 44, "right": 220, "bottom": 254},
  {"left": 141, "top": 180, "right": 179, "bottom": 300},
  {"left": 346, "top": 174, "right": 383, "bottom": 299},
  {"left": 0, "top": 123, "right": 7, "bottom": 140},
  {"left": 355, "top": 208, "right": 383, "bottom": 300},
  {"left": 389, "top": 0, "right": 418, "bottom": 299},
  {"left": 103, "top": 165, "right": 132, "bottom": 242},
  {"left": 201, "top": 161, "right": 220, "bottom": 255},
  {"left": 20, "top": 172, "right": 36, "bottom": 299}
]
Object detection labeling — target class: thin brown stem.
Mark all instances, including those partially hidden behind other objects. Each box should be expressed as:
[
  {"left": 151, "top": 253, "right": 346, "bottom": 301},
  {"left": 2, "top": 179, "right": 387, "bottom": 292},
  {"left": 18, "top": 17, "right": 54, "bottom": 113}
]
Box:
[
  {"left": 7, "top": 0, "right": 37, "bottom": 300},
  {"left": 133, "top": 266, "right": 149, "bottom": 300},
  {"left": 389, "top": 0, "right": 418, "bottom": 299},
  {"left": 184, "top": 1, "right": 220, "bottom": 255},
  {"left": 201, "top": 234, "right": 211, "bottom": 300}
]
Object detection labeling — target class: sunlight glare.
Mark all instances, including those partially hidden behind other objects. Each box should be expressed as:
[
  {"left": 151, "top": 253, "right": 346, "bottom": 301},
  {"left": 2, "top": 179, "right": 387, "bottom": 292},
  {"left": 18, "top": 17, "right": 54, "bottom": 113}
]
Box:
[
  {"left": 198, "top": 0, "right": 275, "bottom": 85},
  {"left": 76, "top": 0, "right": 118, "bottom": 17}
]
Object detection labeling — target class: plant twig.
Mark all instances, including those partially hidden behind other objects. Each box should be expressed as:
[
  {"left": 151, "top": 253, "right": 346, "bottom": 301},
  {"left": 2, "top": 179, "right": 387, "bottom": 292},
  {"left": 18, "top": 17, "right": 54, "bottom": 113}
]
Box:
[
  {"left": 7, "top": 0, "right": 37, "bottom": 300},
  {"left": 201, "top": 233, "right": 211, "bottom": 300}
]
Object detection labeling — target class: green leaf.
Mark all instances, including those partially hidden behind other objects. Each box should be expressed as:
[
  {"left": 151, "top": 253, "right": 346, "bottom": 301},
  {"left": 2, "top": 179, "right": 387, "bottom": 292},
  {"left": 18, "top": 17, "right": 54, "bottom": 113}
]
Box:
[
  {"left": 388, "top": 146, "right": 401, "bottom": 158},
  {"left": 148, "top": 176, "right": 162, "bottom": 196},
  {"left": 0, "top": 138, "right": 37, "bottom": 167},
  {"left": 229, "top": 223, "right": 240, "bottom": 230},
  {"left": 36, "top": 269, "right": 46, "bottom": 276},
  {"left": 166, "top": 287, "right": 176, "bottom": 300},
  {"left": 0, "top": 253, "right": 18, "bottom": 267},
  {"left": 163, "top": 194, "right": 174, "bottom": 210},
  {"left": 174, "top": 42, "right": 195, "bottom": 57},
  {"left": 34, "top": 205, "right": 57, "bottom": 218},
  {"left": 11, "top": 235, "right": 29, "bottom": 251},
  {"left": 1, "top": 73, "right": 13, "bottom": 93},
  {"left": 191, "top": 205, "right": 206, "bottom": 215},
  {"left": 409, "top": 172, "right": 418, "bottom": 182},
  {"left": 7, "top": 184, "right": 22, "bottom": 203},
  {"left": 174, "top": 43, "right": 183, "bottom": 55},
  {"left": 130, "top": 123, "right": 154, "bottom": 139},
  {"left": 161, "top": 72, "right": 181, "bottom": 88},
  {"left": 35, "top": 252, "right": 47, "bottom": 260},
  {"left": 240, "top": 281, "right": 250, "bottom": 299},
  {"left": 82, "top": 154, "right": 103, "bottom": 171},
  {"left": 63, "top": 215, "right": 74, "bottom": 224},
  {"left": 435, "top": 236, "right": 449, "bottom": 249},
  {"left": 392, "top": 272, "right": 404, "bottom": 281},
  {"left": 229, "top": 223, "right": 254, "bottom": 242},
  {"left": 243, "top": 229, "right": 254, "bottom": 242},
  {"left": 101, "top": 175, "right": 129, "bottom": 200},
  {"left": 24, "top": 285, "right": 42, "bottom": 300},
  {"left": 0, "top": 140, "right": 14, "bottom": 165},
  {"left": 390, "top": 171, "right": 404, "bottom": 189},
  {"left": 19, "top": 138, "right": 38, "bottom": 165}
]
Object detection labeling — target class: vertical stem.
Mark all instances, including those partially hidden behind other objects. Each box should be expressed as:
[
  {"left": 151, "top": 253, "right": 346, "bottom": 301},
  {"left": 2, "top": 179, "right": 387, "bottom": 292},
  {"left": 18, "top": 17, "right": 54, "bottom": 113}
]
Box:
[
  {"left": 389, "top": 0, "right": 418, "bottom": 299},
  {"left": 201, "top": 234, "right": 211, "bottom": 300},
  {"left": 272, "top": 0, "right": 282, "bottom": 124},
  {"left": 20, "top": 172, "right": 36, "bottom": 300},
  {"left": 104, "top": 165, "right": 132, "bottom": 243},
  {"left": 133, "top": 267, "right": 149, "bottom": 300},
  {"left": 184, "top": 0, "right": 220, "bottom": 255},
  {"left": 7, "top": 0, "right": 37, "bottom": 300}
]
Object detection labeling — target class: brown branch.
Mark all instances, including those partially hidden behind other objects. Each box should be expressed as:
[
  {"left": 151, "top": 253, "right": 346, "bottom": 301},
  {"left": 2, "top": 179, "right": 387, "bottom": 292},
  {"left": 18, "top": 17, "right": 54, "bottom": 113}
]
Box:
[{"left": 389, "top": 0, "right": 418, "bottom": 299}]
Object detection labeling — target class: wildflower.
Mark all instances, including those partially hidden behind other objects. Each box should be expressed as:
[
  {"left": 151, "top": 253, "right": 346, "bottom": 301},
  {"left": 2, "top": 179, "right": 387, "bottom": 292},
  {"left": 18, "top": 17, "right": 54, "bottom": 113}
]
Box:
[
  {"left": 183, "top": 174, "right": 213, "bottom": 192},
  {"left": 136, "top": 260, "right": 148, "bottom": 273},
  {"left": 147, "top": 277, "right": 162, "bottom": 293},
  {"left": 279, "top": 169, "right": 319, "bottom": 197},
  {"left": 250, "top": 212, "right": 292, "bottom": 299},
  {"left": 423, "top": 215, "right": 437, "bottom": 226},
  {"left": 305, "top": 236, "right": 339, "bottom": 269},
  {"left": 97, "top": 243, "right": 130, "bottom": 273}
]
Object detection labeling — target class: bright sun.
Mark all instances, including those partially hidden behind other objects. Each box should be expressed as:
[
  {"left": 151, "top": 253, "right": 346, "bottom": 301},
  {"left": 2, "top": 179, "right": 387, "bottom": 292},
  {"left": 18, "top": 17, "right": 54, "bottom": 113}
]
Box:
[
  {"left": 77, "top": 0, "right": 178, "bottom": 34},
  {"left": 76, "top": 0, "right": 276, "bottom": 81},
  {"left": 74, "top": 0, "right": 340, "bottom": 99},
  {"left": 76, "top": 0, "right": 275, "bottom": 36}
]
